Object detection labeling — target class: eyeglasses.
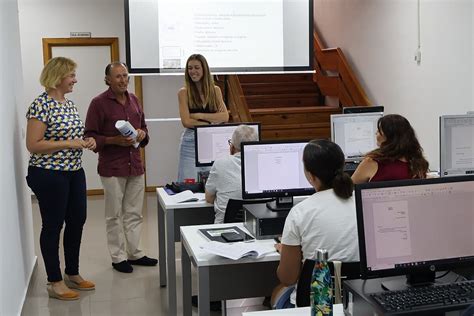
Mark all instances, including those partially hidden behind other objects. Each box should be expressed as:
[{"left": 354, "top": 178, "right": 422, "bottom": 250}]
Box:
[{"left": 228, "top": 139, "right": 232, "bottom": 146}]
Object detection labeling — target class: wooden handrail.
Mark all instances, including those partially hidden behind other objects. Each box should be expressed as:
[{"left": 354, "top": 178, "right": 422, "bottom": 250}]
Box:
[
  {"left": 227, "top": 75, "right": 252, "bottom": 122},
  {"left": 313, "top": 31, "right": 372, "bottom": 107}
]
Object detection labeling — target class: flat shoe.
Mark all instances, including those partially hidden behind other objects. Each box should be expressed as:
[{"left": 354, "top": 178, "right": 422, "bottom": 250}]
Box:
[
  {"left": 112, "top": 260, "right": 133, "bottom": 273},
  {"left": 64, "top": 275, "right": 95, "bottom": 291},
  {"left": 128, "top": 256, "right": 158, "bottom": 266},
  {"left": 47, "top": 283, "right": 79, "bottom": 301}
]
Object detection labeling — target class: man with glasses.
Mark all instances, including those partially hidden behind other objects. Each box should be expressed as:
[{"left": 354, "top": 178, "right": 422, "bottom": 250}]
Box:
[{"left": 205, "top": 124, "right": 258, "bottom": 223}]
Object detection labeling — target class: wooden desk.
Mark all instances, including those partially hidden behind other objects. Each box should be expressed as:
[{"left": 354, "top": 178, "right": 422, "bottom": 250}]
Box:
[
  {"left": 181, "top": 223, "right": 281, "bottom": 316},
  {"left": 242, "top": 304, "right": 344, "bottom": 315},
  {"left": 156, "top": 188, "right": 214, "bottom": 315}
]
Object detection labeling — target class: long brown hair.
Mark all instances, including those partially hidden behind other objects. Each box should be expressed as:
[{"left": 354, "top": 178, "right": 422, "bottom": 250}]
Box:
[
  {"left": 367, "top": 114, "right": 429, "bottom": 178},
  {"left": 184, "top": 54, "right": 218, "bottom": 111}
]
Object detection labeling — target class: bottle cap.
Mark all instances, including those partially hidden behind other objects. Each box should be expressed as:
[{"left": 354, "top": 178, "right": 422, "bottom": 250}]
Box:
[{"left": 316, "top": 249, "right": 328, "bottom": 261}]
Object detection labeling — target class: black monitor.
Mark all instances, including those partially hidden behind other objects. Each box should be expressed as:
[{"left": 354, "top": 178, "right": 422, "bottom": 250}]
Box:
[
  {"left": 241, "top": 140, "right": 315, "bottom": 211},
  {"left": 355, "top": 176, "right": 474, "bottom": 291},
  {"left": 194, "top": 123, "right": 261, "bottom": 167},
  {"left": 342, "top": 105, "right": 384, "bottom": 114},
  {"left": 439, "top": 114, "right": 474, "bottom": 177}
]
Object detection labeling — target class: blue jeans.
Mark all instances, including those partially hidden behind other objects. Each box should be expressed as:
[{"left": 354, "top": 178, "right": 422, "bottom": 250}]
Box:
[
  {"left": 26, "top": 166, "right": 87, "bottom": 282},
  {"left": 177, "top": 128, "right": 209, "bottom": 182},
  {"left": 274, "top": 286, "right": 296, "bottom": 309}
]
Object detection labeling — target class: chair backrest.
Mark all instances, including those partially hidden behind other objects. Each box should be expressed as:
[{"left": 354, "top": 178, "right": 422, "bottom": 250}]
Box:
[
  {"left": 223, "top": 198, "right": 274, "bottom": 223},
  {"left": 224, "top": 199, "right": 245, "bottom": 223},
  {"left": 296, "top": 259, "right": 361, "bottom": 307}
]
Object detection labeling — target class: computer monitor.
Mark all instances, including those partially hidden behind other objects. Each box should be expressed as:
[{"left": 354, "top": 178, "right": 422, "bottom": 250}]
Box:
[
  {"left": 194, "top": 123, "right": 261, "bottom": 167},
  {"left": 355, "top": 176, "right": 474, "bottom": 291},
  {"left": 241, "top": 140, "right": 315, "bottom": 211},
  {"left": 342, "top": 105, "right": 384, "bottom": 114},
  {"left": 440, "top": 114, "right": 474, "bottom": 176},
  {"left": 331, "top": 113, "right": 383, "bottom": 162}
]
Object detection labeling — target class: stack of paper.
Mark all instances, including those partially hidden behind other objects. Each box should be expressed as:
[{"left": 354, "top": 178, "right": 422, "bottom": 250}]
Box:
[{"left": 200, "top": 240, "right": 275, "bottom": 260}]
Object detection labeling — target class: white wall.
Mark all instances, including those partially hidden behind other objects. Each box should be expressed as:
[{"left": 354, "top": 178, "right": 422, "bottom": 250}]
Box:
[
  {"left": 314, "top": 0, "right": 473, "bottom": 170},
  {"left": 18, "top": 0, "right": 183, "bottom": 188},
  {"left": 0, "top": 0, "right": 36, "bottom": 315}
]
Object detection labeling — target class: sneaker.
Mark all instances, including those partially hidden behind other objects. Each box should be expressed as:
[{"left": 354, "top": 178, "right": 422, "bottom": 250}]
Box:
[
  {"left": 112, "top": 260, "right": 133, "bottom": 273},
  {"left": 191, "top": 295, "right": 222, "bottom": 312},
  {"left": 128, "top": 256, "right": 158, "bottom": 266}
]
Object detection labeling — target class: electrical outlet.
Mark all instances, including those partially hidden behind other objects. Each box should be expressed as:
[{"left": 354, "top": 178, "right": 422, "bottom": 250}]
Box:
[{"left": 415, "top": 49, "right": 422, "bottom": 65}]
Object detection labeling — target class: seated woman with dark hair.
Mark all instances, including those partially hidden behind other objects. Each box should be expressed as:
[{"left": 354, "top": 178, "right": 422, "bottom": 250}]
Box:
[
  {"left": 272, "top": 139, "right": 359, "bottom": 309},
  {"left": 352, "top": 114, "right": 429, "bottom": 184}
]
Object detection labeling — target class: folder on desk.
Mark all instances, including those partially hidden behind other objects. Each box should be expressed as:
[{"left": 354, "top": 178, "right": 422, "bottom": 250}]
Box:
[{"left": 199, "top": 226, "right": 254, "bottom": 243}]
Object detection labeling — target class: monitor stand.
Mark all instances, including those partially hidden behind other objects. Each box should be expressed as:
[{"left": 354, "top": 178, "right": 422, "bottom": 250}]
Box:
[
  {"left": 266, "top": 197, "right": 293, "bottom": 212},
  {"left": 381, "top": 270, "right": 436, "bottom": 291}
]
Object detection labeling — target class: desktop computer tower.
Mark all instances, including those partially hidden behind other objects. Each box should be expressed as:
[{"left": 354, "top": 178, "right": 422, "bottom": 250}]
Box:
[{"left": 243, "top": 204, "right": 289, "bottom": 240}]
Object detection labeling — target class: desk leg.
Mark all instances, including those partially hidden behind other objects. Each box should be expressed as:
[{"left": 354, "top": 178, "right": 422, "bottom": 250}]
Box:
[
  {"left": 182, "top": 242, "right": 192, "bottom": 316},
  {"left": 166, "top": 209, "right": 177, "bottom": 315},
  {"left": 158, "top": 197, "right": 167, "bottom": 287},
  {"left": 198, "top": 266, "right": 210, "bottom": 316}
]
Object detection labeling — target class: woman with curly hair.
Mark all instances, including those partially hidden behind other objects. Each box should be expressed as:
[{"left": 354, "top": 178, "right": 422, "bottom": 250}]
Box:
[{"left": 352, "top": 114, "right": 429, "bottom": 184}]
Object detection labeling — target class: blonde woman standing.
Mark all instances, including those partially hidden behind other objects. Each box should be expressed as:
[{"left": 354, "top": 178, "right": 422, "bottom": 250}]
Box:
[
  {"left": 177, "top": 54, "right": 228, "bottom": 182},
  {"left": 26, "top": 57, "right": 96, "bottom": 300}
]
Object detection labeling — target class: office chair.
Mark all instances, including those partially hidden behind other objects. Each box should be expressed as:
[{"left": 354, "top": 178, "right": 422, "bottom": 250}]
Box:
[
  {"left": 223, "top": 198, "right": 273, "bottom": 223},
  {"left": 296, "top": 259, "right": 361, "bottom": 307}
]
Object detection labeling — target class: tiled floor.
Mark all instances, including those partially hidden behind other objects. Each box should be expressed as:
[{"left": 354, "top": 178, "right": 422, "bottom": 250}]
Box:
[{"left": 21, "top": 192, "right": 269, "bottom": 316}]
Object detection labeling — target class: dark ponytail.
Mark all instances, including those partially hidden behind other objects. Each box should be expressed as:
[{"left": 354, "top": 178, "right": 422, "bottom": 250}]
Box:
[
  {"left": 332, "top": 169, "right": 354, "bottom": 199},
  {"left": 303, "top": 139, "right": 353, "bottom": 199}
]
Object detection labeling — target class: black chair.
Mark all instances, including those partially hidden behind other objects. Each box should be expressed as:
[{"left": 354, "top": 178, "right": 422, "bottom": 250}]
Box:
[
  {"left": 296, "top": 259, "right": 361, "bottom": 307},
  {"left": 223, "top": 198, "right": 273, "bottom": 223}
]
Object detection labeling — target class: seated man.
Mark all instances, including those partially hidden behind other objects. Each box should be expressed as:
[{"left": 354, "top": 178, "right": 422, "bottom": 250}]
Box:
[{"left": 205, "top": 124, "right": 258, "bottom": 223}]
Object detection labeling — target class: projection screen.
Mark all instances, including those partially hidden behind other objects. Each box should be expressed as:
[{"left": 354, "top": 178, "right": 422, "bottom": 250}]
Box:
[{"left": 125, "top": 0, "right": 313, "bottom": 74}]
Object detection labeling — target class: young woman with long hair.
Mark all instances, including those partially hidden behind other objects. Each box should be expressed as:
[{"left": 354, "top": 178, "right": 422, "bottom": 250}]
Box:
[
  {"left": 177, "top": 54, "right": 228, "bottom": 182},
  {"left": 352, "top": 114, "right": 429, "bottom": 184}
]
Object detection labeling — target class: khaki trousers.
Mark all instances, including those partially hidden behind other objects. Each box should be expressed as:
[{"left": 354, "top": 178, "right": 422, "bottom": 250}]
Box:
[{"left": 101, "top": 175, "right": 145, "bottom": 263}]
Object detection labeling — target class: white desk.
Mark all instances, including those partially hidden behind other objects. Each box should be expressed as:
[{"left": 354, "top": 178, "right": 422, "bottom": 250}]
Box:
[
  {"left": 242, "top": 304, "right": 344, "bottom": 315},
  {"left": 181, "top": 223, "right": 281, "bottom": 316},
  {"left": 156, "top": 188, "right": 214, "bottom": 315}
]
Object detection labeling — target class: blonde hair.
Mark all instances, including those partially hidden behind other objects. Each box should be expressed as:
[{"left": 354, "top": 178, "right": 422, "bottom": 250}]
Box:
[
  {"left": 40, "top": 57, "right": 77, "bottom": 91},
  {"left": 184, "top": 54, "right": 218, "bottom": 111}
]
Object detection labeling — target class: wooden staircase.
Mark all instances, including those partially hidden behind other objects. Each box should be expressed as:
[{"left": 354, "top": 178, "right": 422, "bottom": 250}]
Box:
[
  {"left": 221, "top": 30, "right": 372, "bottom": 141},
  {"left": 239, "top": 74, "right": 339, "bottom": 140}
]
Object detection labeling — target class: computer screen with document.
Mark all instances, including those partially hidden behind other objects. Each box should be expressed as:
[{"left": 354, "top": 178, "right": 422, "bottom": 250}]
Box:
[
  {"left": 355, "top": 176, "right": 474, "bottom": 288},
  {"left": 331, "top": 113, "right": 383, "bottom": 162},
  {"left": 194, "top": 123, "right": 261, "bottom": 167},
  {"left": 440, "top": 114, "right": 474, "bottom": 177},
  {"left": 241, "top": 140, "right": 315, "bottom": 211}
]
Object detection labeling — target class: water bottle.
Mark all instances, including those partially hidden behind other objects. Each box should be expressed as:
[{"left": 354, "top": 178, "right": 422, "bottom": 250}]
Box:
[{"left": 310, "top": 249, "right": 333, "bottom": 316}]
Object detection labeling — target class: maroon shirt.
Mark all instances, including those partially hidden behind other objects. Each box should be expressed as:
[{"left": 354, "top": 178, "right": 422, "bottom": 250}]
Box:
[
  {"left": 85, "top": 88, "right": 149, "bottom": 177},
  {"left": 370, "top": 159, "right": 411, "bottom": 182}
]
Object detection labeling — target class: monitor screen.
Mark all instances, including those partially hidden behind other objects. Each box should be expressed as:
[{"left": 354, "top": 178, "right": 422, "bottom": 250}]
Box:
[
  {"left": 342, "top": 105, "right": 384, "bottom": 114},
  {"left": 241, "top": 140, "right": 315, "bottom": 210},
  {"left": 355, "top": 176, "right": 474, "bottom": 285},
  {"left": 440, "top": 114, "right": 474, "bottom": 177},
  {"left": 331, "top": 113, "right": 383, "bottom": 162},
  {"left": 195, "top": 123, "right": 261, "bottom": 167}
]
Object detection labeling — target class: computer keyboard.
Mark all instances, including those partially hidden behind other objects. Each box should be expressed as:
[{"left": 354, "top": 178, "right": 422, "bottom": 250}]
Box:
[
  {"left": 344, "top": 162, "right": 359, "bottom": 175},
  {"left": 371, "top": 281, "right": 474, "bottom": 313}
]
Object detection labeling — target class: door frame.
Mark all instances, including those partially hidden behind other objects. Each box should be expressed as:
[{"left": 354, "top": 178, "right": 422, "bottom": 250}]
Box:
[{"left": 42, "top": 37, "right": 121, "bottom": 195}]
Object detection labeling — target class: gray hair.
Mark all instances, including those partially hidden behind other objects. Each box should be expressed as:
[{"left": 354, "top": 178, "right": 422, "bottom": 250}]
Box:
[{"left": 231, "top": 125, "right": 258, "bottom": 151}]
